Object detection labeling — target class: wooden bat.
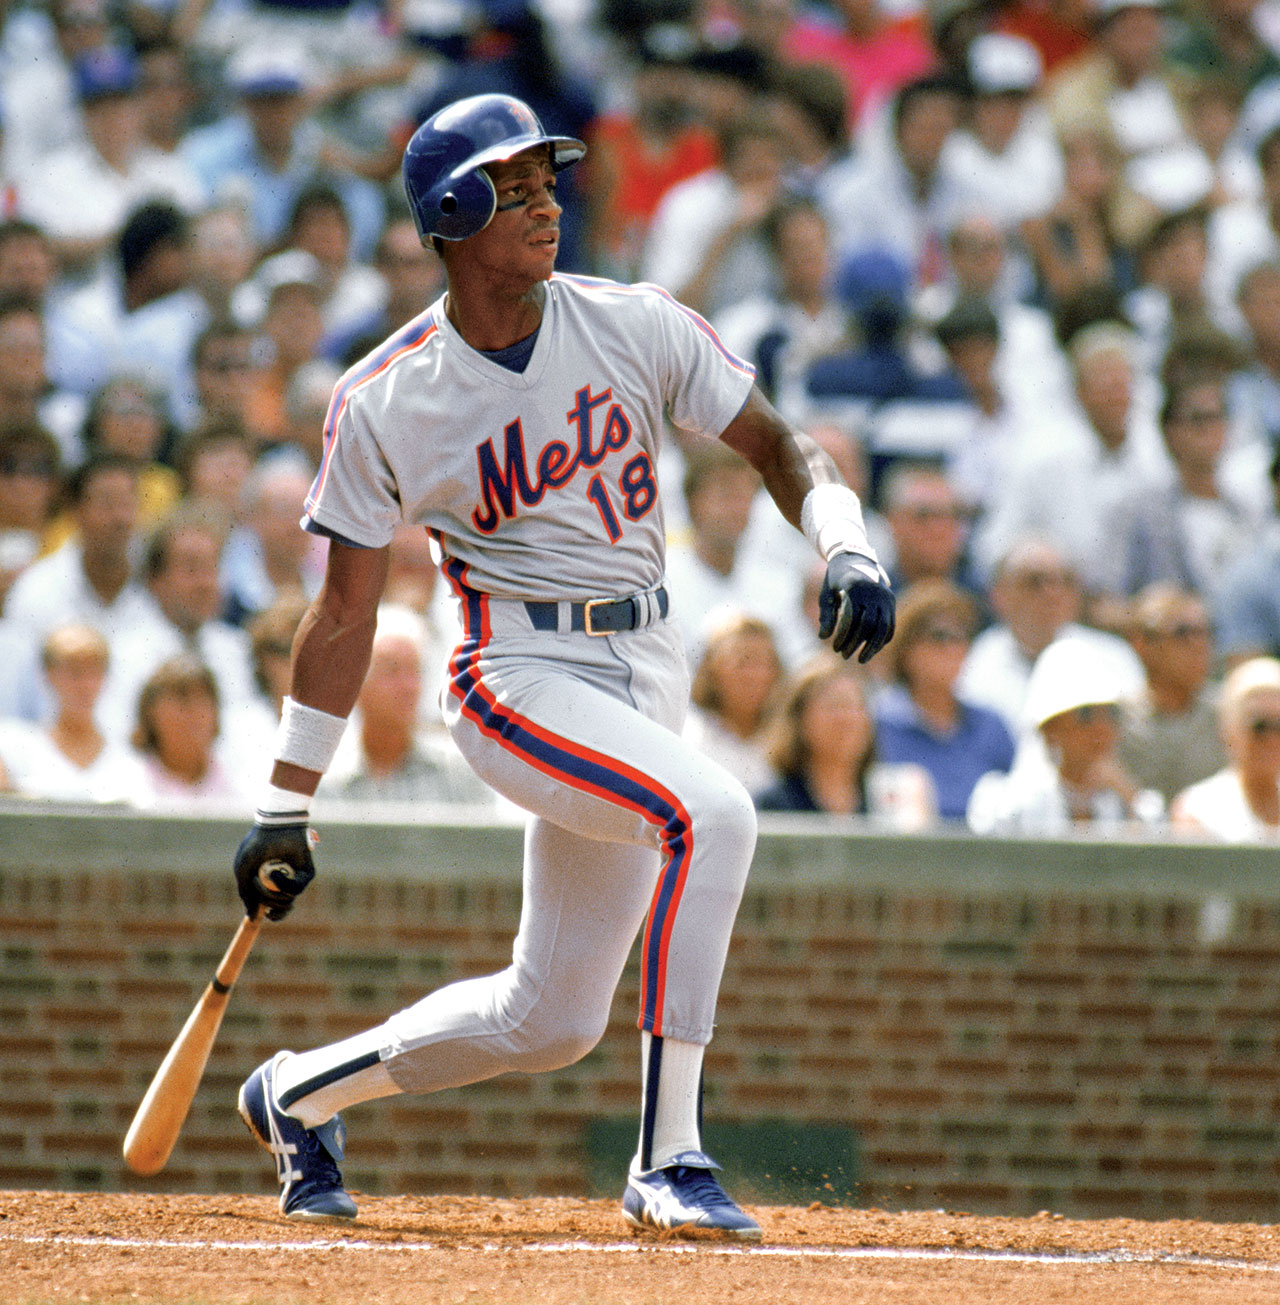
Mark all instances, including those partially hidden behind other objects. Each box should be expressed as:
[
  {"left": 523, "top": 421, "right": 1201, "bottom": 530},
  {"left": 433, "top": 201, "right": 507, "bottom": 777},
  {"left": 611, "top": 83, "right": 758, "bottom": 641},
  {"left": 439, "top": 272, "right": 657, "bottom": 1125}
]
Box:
[{"left": 122, "top": 901, "right": 267, "bottom": 1176}]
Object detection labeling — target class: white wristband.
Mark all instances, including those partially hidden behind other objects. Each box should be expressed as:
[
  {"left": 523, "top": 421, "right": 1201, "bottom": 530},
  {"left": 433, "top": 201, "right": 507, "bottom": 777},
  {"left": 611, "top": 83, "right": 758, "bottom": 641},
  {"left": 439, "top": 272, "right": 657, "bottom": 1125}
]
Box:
[
  {"left": 801, "top": 483, "right": 875, "bottom": 563},
  {"left": 274, "top": 696, "right": 348, "bottom": 775}
]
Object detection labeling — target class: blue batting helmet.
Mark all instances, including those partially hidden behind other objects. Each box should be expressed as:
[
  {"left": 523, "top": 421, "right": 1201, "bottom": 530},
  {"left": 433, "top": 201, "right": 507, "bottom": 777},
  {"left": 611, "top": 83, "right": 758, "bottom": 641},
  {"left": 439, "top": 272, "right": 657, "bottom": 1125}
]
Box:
[{"left": 402, "top": 94, "right": 586, "bottom": 243}]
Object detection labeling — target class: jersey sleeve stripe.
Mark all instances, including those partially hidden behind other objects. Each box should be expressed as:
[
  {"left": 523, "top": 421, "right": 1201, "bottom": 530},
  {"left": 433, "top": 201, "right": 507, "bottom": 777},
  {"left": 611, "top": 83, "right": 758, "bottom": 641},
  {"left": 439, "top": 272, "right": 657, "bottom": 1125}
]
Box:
[
  {"left": 441, "top": 558, "right": 691, "bottom": 1037},
  {"left": 305, "top": 317, "right": 440, "bottom": 521}
]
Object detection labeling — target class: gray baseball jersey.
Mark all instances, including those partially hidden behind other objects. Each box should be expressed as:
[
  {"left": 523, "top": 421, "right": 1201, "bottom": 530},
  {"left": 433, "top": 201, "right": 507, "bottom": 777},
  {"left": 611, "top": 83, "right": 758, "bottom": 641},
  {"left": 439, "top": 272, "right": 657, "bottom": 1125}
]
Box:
[{"left": 303, "top": 273, "right": 755, "bottom": 600}]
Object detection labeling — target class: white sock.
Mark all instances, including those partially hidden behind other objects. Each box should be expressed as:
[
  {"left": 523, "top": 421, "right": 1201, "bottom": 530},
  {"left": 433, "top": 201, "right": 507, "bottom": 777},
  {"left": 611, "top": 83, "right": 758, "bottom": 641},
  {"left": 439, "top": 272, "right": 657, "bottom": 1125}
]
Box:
[
  {"left": 636, "top": 1032, "right": 705, "bottom": 1171},
  {"left": 272, "top": 1031, "right": 402, "bottom": 1129}
]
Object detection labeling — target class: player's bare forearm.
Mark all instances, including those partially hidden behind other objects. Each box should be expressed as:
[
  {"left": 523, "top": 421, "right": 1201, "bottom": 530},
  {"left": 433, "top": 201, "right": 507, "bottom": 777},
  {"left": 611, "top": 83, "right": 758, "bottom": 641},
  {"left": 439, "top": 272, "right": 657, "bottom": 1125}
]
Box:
[
  {"left": 719, "top": 387, "right": 843, "bottom": 530},
  {"left": 271, "top": 540, "right": 390, "bottom": 796}
]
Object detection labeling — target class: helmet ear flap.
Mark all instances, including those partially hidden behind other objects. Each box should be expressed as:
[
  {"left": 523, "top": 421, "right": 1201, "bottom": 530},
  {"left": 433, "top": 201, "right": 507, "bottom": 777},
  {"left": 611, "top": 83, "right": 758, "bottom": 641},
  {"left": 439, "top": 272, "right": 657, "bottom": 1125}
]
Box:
[{"left": 427, "top": 168, "right": 497, "bottom": 242}]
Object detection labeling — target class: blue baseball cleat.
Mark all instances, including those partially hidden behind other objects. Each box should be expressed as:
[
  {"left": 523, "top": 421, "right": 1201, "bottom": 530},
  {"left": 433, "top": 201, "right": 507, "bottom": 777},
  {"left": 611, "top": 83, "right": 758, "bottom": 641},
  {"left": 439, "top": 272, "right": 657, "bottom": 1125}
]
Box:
[
  {"left": 622, "top": 1150, "right": 762, "bottom": 1241},
  {"left": 238, "top": 1052, "right": 357, "bottom": 1221}
]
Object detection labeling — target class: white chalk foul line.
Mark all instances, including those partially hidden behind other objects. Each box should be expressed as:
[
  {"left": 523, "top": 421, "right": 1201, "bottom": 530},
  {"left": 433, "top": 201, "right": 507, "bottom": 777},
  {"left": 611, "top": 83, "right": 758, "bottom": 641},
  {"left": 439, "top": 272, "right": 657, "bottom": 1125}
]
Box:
[{"left": 4, "top": 1232, "right": 1280, "bottom": 1273}]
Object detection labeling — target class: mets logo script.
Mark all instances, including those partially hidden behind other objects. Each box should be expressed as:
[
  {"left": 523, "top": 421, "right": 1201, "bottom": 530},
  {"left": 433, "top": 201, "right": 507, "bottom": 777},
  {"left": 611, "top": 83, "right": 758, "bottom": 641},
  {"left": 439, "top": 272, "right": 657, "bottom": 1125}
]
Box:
[{"left": 471, "top": 384, "right": 657, "bottom": 542}]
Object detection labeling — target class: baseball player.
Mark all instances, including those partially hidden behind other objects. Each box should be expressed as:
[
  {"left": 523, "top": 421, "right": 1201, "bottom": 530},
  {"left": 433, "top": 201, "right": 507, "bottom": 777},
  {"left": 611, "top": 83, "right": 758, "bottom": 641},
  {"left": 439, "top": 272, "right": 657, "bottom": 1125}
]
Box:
[{"left": 232, "top": 94, "right": 895, "bottom": 1240}]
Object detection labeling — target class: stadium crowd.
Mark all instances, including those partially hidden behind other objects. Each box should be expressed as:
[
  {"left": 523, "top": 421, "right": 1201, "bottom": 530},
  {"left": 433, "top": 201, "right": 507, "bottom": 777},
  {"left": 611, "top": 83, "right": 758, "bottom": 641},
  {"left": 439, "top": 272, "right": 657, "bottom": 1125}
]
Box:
[{"left": 2, "top": 0, "right": 1280, "bottom": 838}]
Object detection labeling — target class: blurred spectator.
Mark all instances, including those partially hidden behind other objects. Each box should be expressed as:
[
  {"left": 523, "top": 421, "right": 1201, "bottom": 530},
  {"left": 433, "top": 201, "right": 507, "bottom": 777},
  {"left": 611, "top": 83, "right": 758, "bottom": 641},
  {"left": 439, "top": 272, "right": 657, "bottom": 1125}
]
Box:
[
  {"left": 180, "top": 45, "right": 386, "bottom": 261},
  {"left": 331, "top": 213, "right": 445, "bottom": 365},
  {"left": 1020, "top": 122, "right": 1148, "bottom": 308},
  {"left": 581, "top": 28, "right": 718, "bottom": 280},
  {"left": 683, "top": 610, "right": 786, "bottom": 797},
  {"left": 127, "top": 652, "right": 249, "bottom": 807},
  {"left": 175, "top": 416, "right": 255, "bottom": 520},
  {"left": 1180, "top": 74, "right": 1260, "bottom": 208},
  {"left": 51, "top": 200, "right": 209, "bottom": 426},
  {"left": 779, "top": 0, "right": 938, "bottom": 134},
  {"left": 135, "top": 37, "right": 199, "bottom": 157},
  {"left": 185, "top": 320, "right": 270, "bottom": 448},
  {"left": 188, "top": 202, "right": 258, "bottom": 322},
  {"left": 1166, "top": 0, "right": 1280, "bottom": 99},
  {"left": 0, "top": 422, "right": 63, "bottom": 562},
  {"left": 754, "top": 651, "right": 936, "bottom": 827},
  {"left": 1215, "top": 445, "right": 1280, "bottom": 666},
  {"left": 1117, "top": 583, "right": 1227, "bottom": 803},
  {"left": 1112, "top": 370, "right": 1262, "bottom": 599},
  {"left": 943, "top": 33, "right": 1064, "bottom": 230},
  {"left": 967, "top": 631, "right": 1163, "bottom": 832},
  {"left": 877, "top": 461, "right": 983, "bottom": 601},
  {"left": 970, "top": 320, "right": 1164, "bottom": 594},
  {"left": 957, "top": 533, "right": 1144, "bottom": 734},
  {"left": 276, "top": 183, "right": 385, "bottom": 355},
  {"left": 78, "top": 375, "right": 181, "bottom": 530},
  {"left": 1123, "top": 205, "right": 1226, "bottom": 378},
  {"left": 642, "top": 114, "right": 789, "bottom": 318},
  {"left": 0, "top": 623, "right": 142, "bottom": 802},
  {"left": 0, "top": 220, "right": 102, "bottom": 400},
  {"left": 915, "top": 213, "right": 1074, "bottom": 415},
  {"left": 663, "top": 440, "right": 797, "bottom": 669},
  {"left": 5, "top": 452, "right": 150, "bottom": 646},
  {"left": 805, "top": 247, "right": 966, "bottom": 405},
  {"left": 0, "top": 294, "right": 87, "bottom": 467},
  {"left": 1046, "top": 0, "right": 1210, "bottom": 217},
  {"left": 871, "top": 579, "right": 1012, "bottom": 819},
  {"left": 96, "top": 499, "right": 257, "bottom": 746},
  {"left": 820, "top": 74, "right": 965, "bottom": 290},
  {"left": 232, "top": 250, "right": 327, "bottom": 449},
  {"left": 763, "top": 60, "right": 853, "bottom": 203},
  {"left": 220, "top": 458, "right": 322, "bottom": 626},
  {"left": 0, "top": 0, "right": 115, "bottom": 181},
  {"left": 1226, "top": 259, "right": 1280, "bottom": 456},
  {"left": 320, "top": 604, "right": 496, "bottom": 806},
  {"left": 19, "top": 45, "right": 203, "bottom": 278},
  {"left": 712, "top": 195, "right": 846, "bottom": 417},
  {"left": 1170, "top": 655, "right": 1280, "bottom": 838},
  {"left": 873, "top": 578, "right": 1016, "bottom": 820},
  {"left": 1206, "top": 124, "right": 1280, "bottom": 332}
]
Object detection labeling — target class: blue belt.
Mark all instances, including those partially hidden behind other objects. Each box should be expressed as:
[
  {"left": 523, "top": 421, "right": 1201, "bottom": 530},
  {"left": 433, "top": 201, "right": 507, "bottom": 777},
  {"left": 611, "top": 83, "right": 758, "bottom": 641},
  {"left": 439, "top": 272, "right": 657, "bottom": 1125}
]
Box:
[{"left": 523, "top": 587, "right": 669, "bottom": 636}]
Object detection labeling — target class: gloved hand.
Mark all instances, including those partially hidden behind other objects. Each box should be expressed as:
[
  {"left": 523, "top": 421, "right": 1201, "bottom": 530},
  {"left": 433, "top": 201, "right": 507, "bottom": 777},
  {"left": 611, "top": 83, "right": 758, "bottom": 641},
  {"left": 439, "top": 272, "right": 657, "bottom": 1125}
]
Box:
[
  {"left": 818, "top": 551, "right": 896, "bottom": 663},
  {"left": 233, "top": 820, "right": 316, "bottom": 921}
]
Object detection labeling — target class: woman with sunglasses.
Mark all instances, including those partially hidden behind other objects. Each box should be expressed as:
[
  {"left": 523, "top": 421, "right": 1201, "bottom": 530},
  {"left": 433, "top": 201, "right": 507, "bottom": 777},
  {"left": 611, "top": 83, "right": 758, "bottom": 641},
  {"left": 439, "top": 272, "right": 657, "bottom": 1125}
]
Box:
[
  {"left": 1171, "top": 657, "right": 1280, "bottom": 840},
  {"left": 873, "top": 578, "right": 1015, "bottom": 821},
  {"left": 967, "top": 633, "right": 1162, "bottom": 834}
]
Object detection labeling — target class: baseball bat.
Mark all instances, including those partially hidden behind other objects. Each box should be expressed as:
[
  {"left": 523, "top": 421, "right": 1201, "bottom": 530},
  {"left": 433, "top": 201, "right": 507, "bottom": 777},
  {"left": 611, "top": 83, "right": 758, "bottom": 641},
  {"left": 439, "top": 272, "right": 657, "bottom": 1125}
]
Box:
[{"left": 121, "top": 863, "right": 288, "bottom": 1175}]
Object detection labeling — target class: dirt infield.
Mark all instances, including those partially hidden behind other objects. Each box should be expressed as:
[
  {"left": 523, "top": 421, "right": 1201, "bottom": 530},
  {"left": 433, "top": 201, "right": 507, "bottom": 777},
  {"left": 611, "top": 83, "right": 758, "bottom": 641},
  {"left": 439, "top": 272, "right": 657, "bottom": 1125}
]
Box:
[{"left": 4, "top": 1192, "right": 1280, "bottom": 1304}]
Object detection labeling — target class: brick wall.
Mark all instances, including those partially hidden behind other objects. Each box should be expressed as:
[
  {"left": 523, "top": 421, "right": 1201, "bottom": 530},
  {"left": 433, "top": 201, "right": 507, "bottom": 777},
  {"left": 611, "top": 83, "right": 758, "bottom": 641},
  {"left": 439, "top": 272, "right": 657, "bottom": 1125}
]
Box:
[{"left": 2, "top": 803, "right": 1278, "bottom": 1221}]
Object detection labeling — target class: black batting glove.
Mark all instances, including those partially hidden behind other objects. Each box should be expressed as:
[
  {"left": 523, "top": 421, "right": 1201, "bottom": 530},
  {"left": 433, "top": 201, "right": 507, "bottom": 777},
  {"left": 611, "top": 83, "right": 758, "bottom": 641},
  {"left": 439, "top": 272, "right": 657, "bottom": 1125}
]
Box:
[
  {"left": 233, "top": 819, "right": 316, "bottom": 921},
  {"left": 818, "top": 551, "right": 896, "bottom": 663}
]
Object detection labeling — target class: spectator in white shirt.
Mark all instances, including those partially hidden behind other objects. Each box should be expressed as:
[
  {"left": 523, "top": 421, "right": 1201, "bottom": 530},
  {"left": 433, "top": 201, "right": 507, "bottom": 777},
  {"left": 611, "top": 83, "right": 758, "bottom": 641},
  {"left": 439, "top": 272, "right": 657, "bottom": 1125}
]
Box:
[{"left": 96, "top": 499, "right": 257, "bottom": 747}]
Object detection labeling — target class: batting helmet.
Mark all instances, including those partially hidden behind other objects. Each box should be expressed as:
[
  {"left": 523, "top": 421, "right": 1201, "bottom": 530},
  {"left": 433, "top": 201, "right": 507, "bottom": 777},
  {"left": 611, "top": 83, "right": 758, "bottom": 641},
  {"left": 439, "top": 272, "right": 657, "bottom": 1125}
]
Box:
[{"left": 402, "top": 94, "right": 586, "bottom": 243}]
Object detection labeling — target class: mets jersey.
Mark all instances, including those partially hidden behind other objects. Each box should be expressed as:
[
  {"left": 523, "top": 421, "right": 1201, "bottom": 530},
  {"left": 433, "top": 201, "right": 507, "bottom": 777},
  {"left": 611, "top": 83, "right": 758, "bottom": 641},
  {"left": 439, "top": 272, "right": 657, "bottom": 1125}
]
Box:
[{"left": 303, "top": 273, "right": 755, "bottom": 601}]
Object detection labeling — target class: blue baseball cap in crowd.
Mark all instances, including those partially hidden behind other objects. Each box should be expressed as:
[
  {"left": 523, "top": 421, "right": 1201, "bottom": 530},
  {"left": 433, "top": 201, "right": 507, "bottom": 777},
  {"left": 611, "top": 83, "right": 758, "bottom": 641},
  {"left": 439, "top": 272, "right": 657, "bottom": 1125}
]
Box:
[{"left": 74, "top": 46, "right": 140, "bottom": 102}]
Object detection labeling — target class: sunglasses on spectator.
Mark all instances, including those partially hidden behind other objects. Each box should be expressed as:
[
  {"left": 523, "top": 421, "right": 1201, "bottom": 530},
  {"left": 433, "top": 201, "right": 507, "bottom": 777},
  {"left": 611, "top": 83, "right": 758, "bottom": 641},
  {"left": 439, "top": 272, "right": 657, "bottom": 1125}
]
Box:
[
  {"left": 1247, "top": 717, "right": 1280, "bottom": 739},
  {"left": 1144, "top": 622, "right": 1212, "bottom": 641},
  {"left": 0, "top": 456, "right": 55, "bottom": 477},
  {"left": 1011, "top": 569, "right": 1075, "bottom": 590},
  {"left": 1070, "top": 703, "right": 1122, "bottom": 724},
  {"left": 903, "top": 504, "right": 967, "bottom": 522},
  {"left": 920, "top": 626, "right": 969, "bottom": 645}
]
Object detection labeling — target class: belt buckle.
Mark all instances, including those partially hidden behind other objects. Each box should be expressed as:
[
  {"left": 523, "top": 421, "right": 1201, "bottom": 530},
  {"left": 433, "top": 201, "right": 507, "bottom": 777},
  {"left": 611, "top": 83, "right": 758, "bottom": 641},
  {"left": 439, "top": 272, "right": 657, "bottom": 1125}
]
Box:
[{"left": 583, "top": 597, "right": 610, "bottom": 636}]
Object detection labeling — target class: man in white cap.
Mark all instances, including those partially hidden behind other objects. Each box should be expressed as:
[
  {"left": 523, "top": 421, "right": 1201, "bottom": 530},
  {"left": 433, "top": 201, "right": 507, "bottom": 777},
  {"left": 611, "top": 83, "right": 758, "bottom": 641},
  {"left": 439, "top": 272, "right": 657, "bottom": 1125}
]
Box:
[
  {"left": 943, "top": 32, "right": 1064, "bottom": 229},
  {"left": 179, "top": 46, "right": 385, "bottom": 260},
  {"left": 966, "top": 630, "right": 1162, "bottom": 832}
]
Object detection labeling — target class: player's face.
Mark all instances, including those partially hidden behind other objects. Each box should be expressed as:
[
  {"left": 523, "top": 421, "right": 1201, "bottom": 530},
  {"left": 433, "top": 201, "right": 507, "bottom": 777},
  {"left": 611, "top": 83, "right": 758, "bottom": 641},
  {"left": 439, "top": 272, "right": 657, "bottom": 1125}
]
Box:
[{"left": 468, "top": 148, "right": 562, "bottom": 285}]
